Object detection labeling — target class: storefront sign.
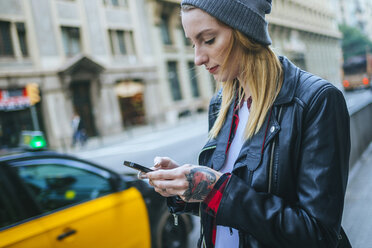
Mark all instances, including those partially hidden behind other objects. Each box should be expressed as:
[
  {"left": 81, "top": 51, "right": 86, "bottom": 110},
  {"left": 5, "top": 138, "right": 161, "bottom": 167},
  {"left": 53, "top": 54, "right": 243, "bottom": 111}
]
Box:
[{"left": 0, "top": 88, "right": 31, "bottom": 111}]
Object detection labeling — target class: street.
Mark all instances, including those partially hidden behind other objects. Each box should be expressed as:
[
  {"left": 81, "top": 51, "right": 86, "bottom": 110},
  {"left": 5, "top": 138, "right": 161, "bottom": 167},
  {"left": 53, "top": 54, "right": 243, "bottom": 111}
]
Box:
[{"left": 71, "top": 113, "right": 208, "bottom": 173}]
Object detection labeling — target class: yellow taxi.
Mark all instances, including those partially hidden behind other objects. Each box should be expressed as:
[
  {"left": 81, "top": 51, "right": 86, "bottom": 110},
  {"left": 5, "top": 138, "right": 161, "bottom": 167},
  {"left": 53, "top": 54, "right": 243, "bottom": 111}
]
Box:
[{"left": 0, "top": 149, "right": 193, "bottom": 248}]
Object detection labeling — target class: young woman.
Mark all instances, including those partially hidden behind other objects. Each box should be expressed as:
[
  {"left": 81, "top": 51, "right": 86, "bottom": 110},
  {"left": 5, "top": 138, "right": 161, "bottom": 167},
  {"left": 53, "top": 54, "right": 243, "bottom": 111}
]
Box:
[{"left": 144, "top": 0, "right": 351, "bottom": 247}]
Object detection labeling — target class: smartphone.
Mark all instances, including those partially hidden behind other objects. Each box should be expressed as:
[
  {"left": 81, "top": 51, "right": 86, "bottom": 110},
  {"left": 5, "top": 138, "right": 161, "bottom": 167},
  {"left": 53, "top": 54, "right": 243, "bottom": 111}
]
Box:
[{"left": 123, "top": 161, "right": 153, "bottom": 173}]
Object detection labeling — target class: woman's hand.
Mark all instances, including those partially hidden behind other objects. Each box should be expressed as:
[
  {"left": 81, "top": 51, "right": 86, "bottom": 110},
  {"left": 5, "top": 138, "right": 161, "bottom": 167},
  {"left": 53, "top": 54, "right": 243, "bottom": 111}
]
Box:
[
  {"left": 153, "top": 156, "right": 180, "bottom": 170},
  {"left": 145, "top": 158, "right": 222, "bottom": 202}
]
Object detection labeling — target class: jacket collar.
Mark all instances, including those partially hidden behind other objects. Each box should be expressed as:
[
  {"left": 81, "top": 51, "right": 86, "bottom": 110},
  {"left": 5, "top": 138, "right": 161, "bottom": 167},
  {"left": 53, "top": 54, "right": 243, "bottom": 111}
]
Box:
[
  {"left": 274, "top": 56, "right": 300, "bottom": 106},
  {"left": 209, "top": 100, "right": 235, "bottom": 170}
]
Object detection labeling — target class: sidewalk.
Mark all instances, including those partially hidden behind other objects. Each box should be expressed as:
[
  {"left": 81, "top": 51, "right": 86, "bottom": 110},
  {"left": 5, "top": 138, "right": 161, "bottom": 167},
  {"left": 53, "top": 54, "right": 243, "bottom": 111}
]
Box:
[
  {"left": 66, "top": 112, "right": 208, "bottom": 153},
  {"left": 342, "top": 141, "right": 372, "bottom": 247}
]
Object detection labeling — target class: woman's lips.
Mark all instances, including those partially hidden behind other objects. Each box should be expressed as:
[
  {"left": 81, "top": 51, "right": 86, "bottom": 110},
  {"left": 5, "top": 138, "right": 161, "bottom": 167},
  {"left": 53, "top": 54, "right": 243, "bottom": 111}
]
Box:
[{"left": 208, "top": 65, "right": 219, "bottom": 74}]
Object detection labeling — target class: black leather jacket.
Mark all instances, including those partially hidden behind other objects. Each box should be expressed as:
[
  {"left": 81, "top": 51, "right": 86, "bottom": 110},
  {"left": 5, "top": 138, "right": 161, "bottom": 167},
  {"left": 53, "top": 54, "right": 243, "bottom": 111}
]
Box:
[{"left": 169, "top": 57, "right": 351, "bottom": 248}]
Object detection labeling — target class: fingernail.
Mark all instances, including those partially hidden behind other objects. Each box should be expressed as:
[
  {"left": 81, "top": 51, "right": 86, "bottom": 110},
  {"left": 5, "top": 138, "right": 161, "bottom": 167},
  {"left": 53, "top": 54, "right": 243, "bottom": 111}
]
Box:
[{"left": 137, "top": 172, "right": 147, "bottom": 179}]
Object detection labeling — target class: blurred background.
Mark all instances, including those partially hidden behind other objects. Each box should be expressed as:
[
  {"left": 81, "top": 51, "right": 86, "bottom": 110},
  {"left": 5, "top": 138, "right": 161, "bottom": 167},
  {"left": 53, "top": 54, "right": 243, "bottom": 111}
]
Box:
[
  {"left": 0, "top": 0, "right": 371, "bottom": 151},
  {"left": 1, "top": 0, "right": 372, "bottom": 247}
]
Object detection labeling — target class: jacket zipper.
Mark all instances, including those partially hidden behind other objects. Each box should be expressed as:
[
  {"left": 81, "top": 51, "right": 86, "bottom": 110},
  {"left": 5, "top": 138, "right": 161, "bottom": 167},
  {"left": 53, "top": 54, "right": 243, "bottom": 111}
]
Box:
[
  {"left": 268, "top": 140, "right": 276, "bottom": 193},
  {"left": 268, "top": 107, "right": 282, "bottom": 194},
  {"left": 199, "top": 203, "right": 207, "bottom": 248}
]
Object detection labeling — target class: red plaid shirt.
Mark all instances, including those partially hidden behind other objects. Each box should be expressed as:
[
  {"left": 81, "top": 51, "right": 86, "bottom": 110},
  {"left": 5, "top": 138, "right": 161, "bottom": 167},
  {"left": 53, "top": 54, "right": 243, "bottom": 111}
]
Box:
[{"left": 203, "top": 173, "right": 231, "bottom": 244}]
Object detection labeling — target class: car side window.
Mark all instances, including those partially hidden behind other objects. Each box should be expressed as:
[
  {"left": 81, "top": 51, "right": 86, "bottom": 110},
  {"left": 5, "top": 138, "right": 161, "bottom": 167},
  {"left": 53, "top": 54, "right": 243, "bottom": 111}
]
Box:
[
  {"left": 0, "top": 165, "right": 40, "bottom": 229},
  {"left": 0, "top": 174, "right": 19, "bottom": 228},
  {"left": 13, "top": 160, "right": 113, "bottom": 213}
]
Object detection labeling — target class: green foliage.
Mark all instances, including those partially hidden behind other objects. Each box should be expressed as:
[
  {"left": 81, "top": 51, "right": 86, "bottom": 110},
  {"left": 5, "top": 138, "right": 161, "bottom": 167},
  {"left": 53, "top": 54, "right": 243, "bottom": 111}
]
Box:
[{"left": 339, "top": 24, "right": 372, "bottom": 61}]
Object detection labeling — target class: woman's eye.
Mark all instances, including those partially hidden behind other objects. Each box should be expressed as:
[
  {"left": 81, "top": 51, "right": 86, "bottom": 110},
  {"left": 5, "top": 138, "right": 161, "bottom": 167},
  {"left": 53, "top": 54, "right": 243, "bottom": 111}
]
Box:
[{"left": 205, "top": 38, "right": 215, "bottom": 45}]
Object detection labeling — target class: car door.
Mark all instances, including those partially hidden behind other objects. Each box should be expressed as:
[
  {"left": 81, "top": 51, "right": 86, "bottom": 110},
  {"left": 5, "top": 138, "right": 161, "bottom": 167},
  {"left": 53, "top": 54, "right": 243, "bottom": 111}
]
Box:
[
  {"left": 0, "top": 165, "right": 52, "bottom": 248},
  {"left": 0, "top": 156, "right": 151, "bottom": 248}
]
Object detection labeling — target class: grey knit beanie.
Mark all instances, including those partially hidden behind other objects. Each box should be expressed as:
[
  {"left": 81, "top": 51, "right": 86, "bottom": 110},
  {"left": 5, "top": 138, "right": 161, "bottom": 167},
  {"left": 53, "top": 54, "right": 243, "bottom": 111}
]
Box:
[{"left": 181, "top": 0, "right": 272, "bottom": 46}]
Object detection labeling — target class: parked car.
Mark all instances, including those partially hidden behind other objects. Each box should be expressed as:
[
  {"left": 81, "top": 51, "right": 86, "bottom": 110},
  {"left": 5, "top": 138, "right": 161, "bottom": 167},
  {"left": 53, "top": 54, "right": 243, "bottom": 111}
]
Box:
[
  {"left": 0, "top": 149, "right": 193, "bottom": 248},
  {"left": 342, "top": 54, "right": 372, "bottom": 91}
]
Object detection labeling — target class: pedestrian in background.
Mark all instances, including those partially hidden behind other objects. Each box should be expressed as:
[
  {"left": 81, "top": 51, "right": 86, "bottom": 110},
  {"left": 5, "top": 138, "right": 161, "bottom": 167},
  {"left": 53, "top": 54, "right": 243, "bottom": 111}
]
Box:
[
  {"left": 71, "top": 112, "right": 86, "bottom": 147},
  {"left": 144, "top": 0, "right": 351, "bottom": 247}
]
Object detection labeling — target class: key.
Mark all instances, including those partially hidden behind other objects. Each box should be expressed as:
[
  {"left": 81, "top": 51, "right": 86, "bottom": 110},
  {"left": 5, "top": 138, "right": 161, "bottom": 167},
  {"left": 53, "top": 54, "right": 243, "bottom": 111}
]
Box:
[{"left": 173, "top": 213, "right": 178, "bottom": 226}]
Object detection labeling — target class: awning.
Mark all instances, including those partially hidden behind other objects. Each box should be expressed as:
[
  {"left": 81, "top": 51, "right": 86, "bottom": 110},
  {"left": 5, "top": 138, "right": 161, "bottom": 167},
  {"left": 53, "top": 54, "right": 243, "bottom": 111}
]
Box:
[
  {"left": 58, "top": 55, "right": 105, "bottom": 76},
  {"left": 115, "top": 81, "right": 144, "bottom": 98}
]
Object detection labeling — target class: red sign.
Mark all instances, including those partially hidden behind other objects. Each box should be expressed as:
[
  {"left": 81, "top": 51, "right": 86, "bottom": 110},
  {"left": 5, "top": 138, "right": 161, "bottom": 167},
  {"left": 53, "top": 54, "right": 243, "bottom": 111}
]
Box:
[{"left": 0, "top": 88, "right": 31, "bottom": 111}]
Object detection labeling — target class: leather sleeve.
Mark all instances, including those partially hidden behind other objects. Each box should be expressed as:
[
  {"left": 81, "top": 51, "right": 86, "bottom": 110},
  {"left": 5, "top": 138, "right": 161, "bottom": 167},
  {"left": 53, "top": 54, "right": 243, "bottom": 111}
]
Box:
[{"left": 215, "top": 85, "right": 350, "bottom": 247}]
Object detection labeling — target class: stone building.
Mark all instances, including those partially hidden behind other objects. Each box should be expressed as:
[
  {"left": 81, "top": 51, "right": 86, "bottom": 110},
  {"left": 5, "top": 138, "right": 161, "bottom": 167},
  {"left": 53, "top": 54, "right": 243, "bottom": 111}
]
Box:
[
  {"left": 1, "top": 0, "right": 165, "bottom": 149},
  {"left": 0, "top": 0, "right": 342, "bottom": 150}
]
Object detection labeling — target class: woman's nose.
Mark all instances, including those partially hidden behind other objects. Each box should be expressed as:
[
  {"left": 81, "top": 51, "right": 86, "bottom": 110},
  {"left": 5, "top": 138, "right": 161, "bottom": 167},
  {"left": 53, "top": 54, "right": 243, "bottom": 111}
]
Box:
[{"left": 194, "top": 47, "right": 208, "bottom": 66}]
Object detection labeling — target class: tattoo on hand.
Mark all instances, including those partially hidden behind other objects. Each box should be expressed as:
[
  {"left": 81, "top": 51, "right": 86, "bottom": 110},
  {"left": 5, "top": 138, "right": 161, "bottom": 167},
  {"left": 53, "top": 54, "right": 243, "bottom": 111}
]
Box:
[{"left": 183, "top": 167, "right": 216, "bottom": 201}]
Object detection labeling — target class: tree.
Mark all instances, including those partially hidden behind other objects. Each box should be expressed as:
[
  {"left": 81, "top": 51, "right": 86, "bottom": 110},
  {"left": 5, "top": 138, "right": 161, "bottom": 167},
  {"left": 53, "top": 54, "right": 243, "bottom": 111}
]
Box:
[{"left": 339, "top": 24, "right": 372, "bottom": 61}]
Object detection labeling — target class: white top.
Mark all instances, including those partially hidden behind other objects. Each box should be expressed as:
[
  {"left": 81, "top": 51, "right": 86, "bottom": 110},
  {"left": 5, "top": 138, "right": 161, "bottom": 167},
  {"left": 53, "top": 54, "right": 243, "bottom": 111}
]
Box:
[{"left": 215, "top": 101, "right": 249, "bottom": 248}]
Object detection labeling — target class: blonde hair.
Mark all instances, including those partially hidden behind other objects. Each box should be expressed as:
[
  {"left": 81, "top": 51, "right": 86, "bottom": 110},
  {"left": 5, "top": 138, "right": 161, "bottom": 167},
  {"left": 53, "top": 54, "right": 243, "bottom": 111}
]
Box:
[{"left": 209, "top": 30, "right": 283, "bottom": 140}]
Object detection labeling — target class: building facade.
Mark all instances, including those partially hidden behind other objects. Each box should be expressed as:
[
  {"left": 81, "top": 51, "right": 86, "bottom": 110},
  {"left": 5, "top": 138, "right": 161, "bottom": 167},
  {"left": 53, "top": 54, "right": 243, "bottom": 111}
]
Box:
[
  {"left": 269, "top": 0, "right": 342, "bottom": 85},
  {"left": 1, "top": 0, "right": 162, "bottom": 149},
  {"left": 0, "top": 0, "right": 342, "bottom": 150}
]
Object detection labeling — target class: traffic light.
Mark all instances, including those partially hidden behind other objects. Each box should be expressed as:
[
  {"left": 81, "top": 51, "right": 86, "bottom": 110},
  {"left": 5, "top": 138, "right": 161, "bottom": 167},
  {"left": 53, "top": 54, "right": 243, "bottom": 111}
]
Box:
[{"left": 26, "top": 83, "right": 40, "bottom": 105}]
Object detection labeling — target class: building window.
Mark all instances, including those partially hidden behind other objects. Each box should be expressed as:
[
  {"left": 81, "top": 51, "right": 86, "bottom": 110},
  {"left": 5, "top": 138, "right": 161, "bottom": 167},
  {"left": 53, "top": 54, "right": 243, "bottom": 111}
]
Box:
[
  {"left": 160, "top": 14, "right": 172, "bottom": 45},
  {"left": 109, "top": 29, "right": 136, "bottom": 56},
  {"left": 16, "top": 23, "right": 28, "bottom": 57},
  {"left": 0, "top": 21, "right": 14, "bottom": 57},
  {"left": 290, "top": 52, "right": 306, "bottom": 70},
  {"left": 188, "top": 62, "right": 200, "bottom": 97},
  {"left": 184, "top": 35, "right": 191, "bottom": 47},
  {"left": 117, "top": 30, "right": 127, "bottom": 55},
  {"left": 0, "top": 21, "right": 29, "bottom": 58},
  {"left": 167, "top": 61, "right": 182, "bottom": 101},
  {"left": 103, "top": 0, "right": 128, "bottom": 7},
  {"left": 182, "top": 27, "right": 191, "bottom": 47},
  {"left": 61, "top": 26, "right": 81, "bottom": 56}
]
